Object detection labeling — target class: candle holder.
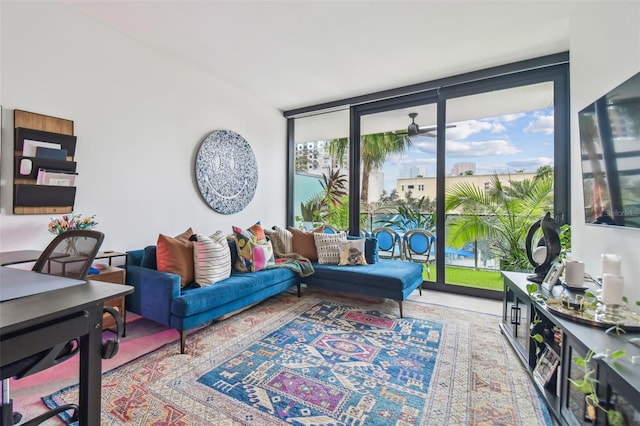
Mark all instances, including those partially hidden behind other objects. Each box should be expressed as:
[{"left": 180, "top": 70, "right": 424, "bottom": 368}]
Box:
[{"left": 595, "top": 302, "right": 625, "bottom": 323}]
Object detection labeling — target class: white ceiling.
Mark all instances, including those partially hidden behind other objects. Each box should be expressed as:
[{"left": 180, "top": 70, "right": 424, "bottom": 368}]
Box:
[{"left": 64, "top": 0, "right": 577, "bottom": 113}]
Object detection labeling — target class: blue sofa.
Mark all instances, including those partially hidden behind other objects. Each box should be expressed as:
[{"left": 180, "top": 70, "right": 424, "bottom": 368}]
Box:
[
  {"left": 306, "top": 260, "right": 424, "bottom": 318},
  {"left": 125, "top": 244, "right": 300, "bottom": 354},
  {"left": 125, "top": 241, "right": 424, "bottom": 354}
]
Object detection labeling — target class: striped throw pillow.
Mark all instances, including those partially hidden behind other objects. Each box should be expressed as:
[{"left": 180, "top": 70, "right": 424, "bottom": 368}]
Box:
[{"left": 192, "top": 231, "right": 231, "bottom": 286}]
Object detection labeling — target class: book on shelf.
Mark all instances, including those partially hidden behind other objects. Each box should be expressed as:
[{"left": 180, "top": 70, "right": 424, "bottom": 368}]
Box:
[
  {"left": 22, "top": 139, "right": 62, "bottom": 157},
  {"left": 36, "top": 168, "right": 78, "bottom": 187},
  {"left": 36, "top": 146, "right": 68, "bottom": 160},
  {"left": 533, "top": 345, "right": 561, "bottom": 388}
]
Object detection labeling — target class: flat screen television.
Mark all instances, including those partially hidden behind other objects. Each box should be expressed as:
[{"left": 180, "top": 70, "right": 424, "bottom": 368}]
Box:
[{"left": 578, "top": 71, "right": 640, "bottom": 229}]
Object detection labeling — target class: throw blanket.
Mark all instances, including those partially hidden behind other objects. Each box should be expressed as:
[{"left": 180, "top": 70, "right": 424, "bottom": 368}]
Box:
[{"left": 267, "top": 252, "right": 314, "bottom": 277}]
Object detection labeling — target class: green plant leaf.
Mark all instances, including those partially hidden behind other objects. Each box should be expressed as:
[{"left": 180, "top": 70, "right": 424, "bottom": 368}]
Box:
[
  {"left": 608, "top": 409, "right": 625, "bottom": 426},
  {"left": 572, "top": 356, "right": 587, "bottom": 367},
  {"left": 526, "top": 283, "right": 538, "bottom": 295},
  {"left": 622, "top": 296, "right": 628, "bottom": 304},
  {"left": 610, "top": 350, "right": 626, "bottom": 360},
  {"left": 532, "top": 333, "right": 544, "bottom": 343}
]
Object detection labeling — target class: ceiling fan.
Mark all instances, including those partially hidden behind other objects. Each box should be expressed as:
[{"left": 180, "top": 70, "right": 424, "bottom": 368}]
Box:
[{"left": 396, "top": 112, "right": 453, "bottom": 137}]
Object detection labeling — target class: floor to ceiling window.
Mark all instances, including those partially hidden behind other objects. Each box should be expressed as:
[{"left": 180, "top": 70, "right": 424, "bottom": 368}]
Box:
[
  {"left": 443, "top": 83, "right": 556, "bottom": 291},
  {"left": 286, "top": 54, "right": 569, "bottom": 299},
  {"left": 292, "top": 109, "right": 350, "bottom": 232}
]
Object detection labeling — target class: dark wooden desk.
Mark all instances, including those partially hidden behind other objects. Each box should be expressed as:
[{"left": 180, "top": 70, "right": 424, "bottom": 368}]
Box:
[
  {"left": 0, "top": 250, "right": 43, "bottom": 266},
  {"left": 0, "top": 250, "right": 126, "bottom": 267},
  {"left": 0, "top": 267, "right": 133, "bottom": 425}
]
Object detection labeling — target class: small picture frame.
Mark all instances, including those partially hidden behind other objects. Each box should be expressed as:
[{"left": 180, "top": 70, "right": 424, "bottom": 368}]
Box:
[
  {"left": 542, "top": 261, "right": 564, "bottom": 291},
  {"left": 533, "top": 345, "right": 561, "bottom": 387}
]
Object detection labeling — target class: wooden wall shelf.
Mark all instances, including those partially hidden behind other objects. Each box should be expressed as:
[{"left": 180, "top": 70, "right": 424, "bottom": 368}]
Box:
[{"left": 13, "top": 110, "right": 77, "bottom": 215}]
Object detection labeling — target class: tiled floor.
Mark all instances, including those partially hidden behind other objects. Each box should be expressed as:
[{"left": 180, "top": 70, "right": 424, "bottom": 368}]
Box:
[{"left": 408, "top": 288, "right": 503, "bottom": 316}]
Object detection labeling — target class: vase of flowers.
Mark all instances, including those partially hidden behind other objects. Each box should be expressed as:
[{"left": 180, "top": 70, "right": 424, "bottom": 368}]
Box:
[{"left": 48, "top": 213, "right": 98, "bottom": 255}]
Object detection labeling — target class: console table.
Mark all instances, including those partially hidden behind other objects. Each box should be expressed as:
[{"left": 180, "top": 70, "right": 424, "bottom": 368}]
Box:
[
  {"left": 0, "top": 267, "right": 133, "bottom": 425},
  {"left": 501, "top": 271, "right": 640, "bottom": 425}
]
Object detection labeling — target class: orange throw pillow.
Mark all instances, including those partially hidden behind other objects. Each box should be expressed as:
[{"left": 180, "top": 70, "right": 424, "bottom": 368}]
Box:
[
  {"left": 287, "top": 226, "right": 324, "bottom": 261},
  {"left": 156, "top": 228, "right": 194, "bottom": 288}
]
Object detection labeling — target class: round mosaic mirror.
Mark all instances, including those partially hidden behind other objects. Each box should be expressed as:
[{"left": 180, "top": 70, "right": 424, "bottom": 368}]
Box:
[{"left": 195, "top": 130, "right": 258, "bottom": 214}]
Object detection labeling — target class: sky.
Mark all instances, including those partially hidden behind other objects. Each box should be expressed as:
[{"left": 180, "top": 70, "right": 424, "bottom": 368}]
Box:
[{"left": 382, "top": 107, "right": 555, "bottom": 193}]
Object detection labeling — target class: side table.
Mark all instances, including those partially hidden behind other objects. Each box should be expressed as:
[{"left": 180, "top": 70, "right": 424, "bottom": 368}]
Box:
[{"left": 88, "top": 265, "right": 127, "bottom": 334}]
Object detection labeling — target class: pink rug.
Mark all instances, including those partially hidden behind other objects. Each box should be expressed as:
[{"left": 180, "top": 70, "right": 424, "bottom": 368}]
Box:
[{"left": 9, "top": 313, "right": 179, "bottom": 422}]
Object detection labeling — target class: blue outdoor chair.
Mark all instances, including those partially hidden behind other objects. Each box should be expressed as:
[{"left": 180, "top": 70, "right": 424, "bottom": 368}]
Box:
[
  {"left": 371, "top": 227, "right": 402, "bottom": 259},
  {"left": 323, "top": 225, "right": 340, "bottom": 234},
  {"left": 402, "top": 229, "right": 435, "bottom": 280}
]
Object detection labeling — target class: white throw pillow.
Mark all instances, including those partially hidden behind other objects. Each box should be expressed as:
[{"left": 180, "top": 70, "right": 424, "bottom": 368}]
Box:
[
  {"left": 193, "top": 231, "right": 231, "bottom": 286},
  {"left": 272, "top": 225, "right": 293, "bottom": 253},
  {"left": 313, "top": 232, "right": 347, "bottom": 264}
]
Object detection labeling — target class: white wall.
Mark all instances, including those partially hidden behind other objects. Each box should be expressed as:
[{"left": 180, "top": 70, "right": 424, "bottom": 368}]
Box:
[
  {"left": 569, "top": 1, "right": 640, "bottom": 308},
  {"left": 0, "top": 1, "right": 287, "bottom": 253}
]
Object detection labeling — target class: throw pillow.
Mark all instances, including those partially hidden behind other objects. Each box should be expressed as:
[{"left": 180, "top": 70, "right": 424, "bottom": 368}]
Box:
[
  {"left": 338, "top": 239, "right": 368, "bottom": 266},
  {"left": 265, "top": 228, "right": 284, "bottom": 258},
  {"left": 232, "top": 222, "right": 274, "bottom": 272},
  {"left": 191, "top": 231, "right": 231, "bottom": 286},
  {"left": 156, "top": 227, "right": 195, "bottom": 288},
  {"left": 251, "top": 239, "right": 275, "bottom": 272},
  {"left": 347, "top": 235, "right": 379, "bottom": 264},
  {"left": 314, "top": 231, "right": 347, "bottom": 264},
  {"left": 287, "top": 226, "right": 325, "bottom": 261},
  {"left": 141, "top": 245, "right": 157, "bottom": 269},
  {"left": 272, "top": 226, "right": 293, "bottom": 254}
]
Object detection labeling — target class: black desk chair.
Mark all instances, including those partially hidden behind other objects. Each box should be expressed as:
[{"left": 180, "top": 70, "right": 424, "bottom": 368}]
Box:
[{"left": 0, "top": 230, "right": 121, "bottom": 425}]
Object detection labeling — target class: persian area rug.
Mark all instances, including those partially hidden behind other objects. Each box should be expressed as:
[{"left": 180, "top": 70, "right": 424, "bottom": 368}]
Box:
[{"left": 44, "top": 290, "right": 551, "bottom": 425}]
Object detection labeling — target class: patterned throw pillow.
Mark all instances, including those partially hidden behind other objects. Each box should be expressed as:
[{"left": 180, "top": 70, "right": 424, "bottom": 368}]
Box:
[
  {"left": 338, "top": 239, "right": 368, "bottom": 266},
  {"left": 192, "top": 231, "right": 231, "bottom": 286},
  {"left": 156, "top": 227, "right": 195, "bottom": 288},
  {"left": 287, "top": 226, "right": 325, "bottom": 261},
  {"left": 232, "top": 222, "right": 275, "bottom": 272},
  {"left": 250, "top": 240, "right": 275, "bottom": 272},
  {"left": 314, "top": 232, "right": 347, "bottom": 264}
]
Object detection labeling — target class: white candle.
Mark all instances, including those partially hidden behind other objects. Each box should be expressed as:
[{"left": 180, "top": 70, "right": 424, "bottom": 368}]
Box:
[
  {"left": 601, "top": 273, "right": 624, "bottom": 305},
  {"left": 601, "top": 254, "right": 622, "bottom": 276}
]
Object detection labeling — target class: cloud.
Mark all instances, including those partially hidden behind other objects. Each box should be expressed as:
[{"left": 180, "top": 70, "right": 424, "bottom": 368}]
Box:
[
  {"left": 446, "top": 120, "right": 493, "bottom": 139},
  {"left": 524, "top": 113, "right": 554, "bottom": 135},
  {"left": 506, "top": 157, "right": 553, "bottom": 169},
  {"left": 498, "top": 113, "right": 526, "bottom": 123},
  {"left": 446, "top": 139, "right": 520, "bottom": 157}
]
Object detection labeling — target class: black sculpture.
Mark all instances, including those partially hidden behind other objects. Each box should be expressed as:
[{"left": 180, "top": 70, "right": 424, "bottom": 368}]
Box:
[{"left": 525, "top": 212, "right": 561, "bottom": 283}]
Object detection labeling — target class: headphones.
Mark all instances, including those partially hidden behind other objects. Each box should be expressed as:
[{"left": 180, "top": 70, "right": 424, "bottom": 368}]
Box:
[{"left": 102, "top": 306, "right": 124, "bottom": 359}]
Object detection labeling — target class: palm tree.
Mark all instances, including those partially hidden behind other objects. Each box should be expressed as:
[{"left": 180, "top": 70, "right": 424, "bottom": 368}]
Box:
[
  {"left": 329, "top": 132, "right": 412, "bottom": 206},
  {"left": 444, "top": 171, "right": 554, "bottom": 271}
]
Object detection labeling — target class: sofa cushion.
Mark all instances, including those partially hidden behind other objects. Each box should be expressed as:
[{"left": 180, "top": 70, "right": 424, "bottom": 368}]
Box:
[
  {"left": 288, "top": 226, "right": 324, "bottom": 261},
  {"left": 338, "top": 238, "right": 367, "bottom": 266},
  {"left": 171, "top": 268, "right": 297, "bottom": 317},
  {"left": 309, "top": 260, "right": 423, "bottom": 292},
  {"left": 192, "top": 231, "right": 231, "bottom": 286},
  {"left": 314, "top": 231, "right": 347, "bottom": 264},
  {"left": 156, "top": 228, "right": 194, "bottom": 288},
  {"left": 141, "top": 245, "right": 157, "bottom": 270}
]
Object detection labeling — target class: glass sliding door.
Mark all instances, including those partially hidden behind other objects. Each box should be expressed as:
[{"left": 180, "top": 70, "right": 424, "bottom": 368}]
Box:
[
  {"left": 286, "top": 55, "right": 569, "bottom": 299},
  {"left": 443, "top": 82, "right": 556, "bottom": 291},
  {"left": 359, "top": 103, "right": 438, "bottom": 281},
  {"left": 293, "top": 109, "right": 350, "bottom": 231}
]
